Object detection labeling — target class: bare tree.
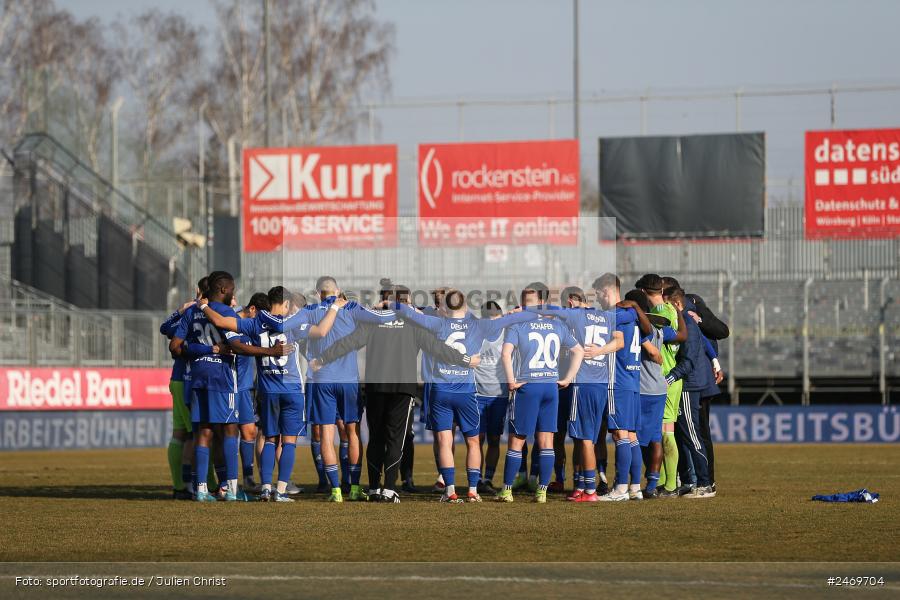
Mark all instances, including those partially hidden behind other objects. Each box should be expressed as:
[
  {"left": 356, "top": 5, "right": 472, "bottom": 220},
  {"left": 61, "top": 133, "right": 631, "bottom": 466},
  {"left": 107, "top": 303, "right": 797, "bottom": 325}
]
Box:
[
  {"left": 203, "top": 0, "right": 265, "bottom": 153},
  {"left": 113, "top": 10, "right": 205, "bottom": 204},
  {"left": 204, "top": 0, "right": 393, "bottom": 155},
  {"left": 0, "top": 0, "right": 70, "bottom": 149},
  {"left": 271, "top": 0, "right": 394, "bottom": 144},
  {"left": 55, "top": 16, "right": 118, "bottom": 171}
]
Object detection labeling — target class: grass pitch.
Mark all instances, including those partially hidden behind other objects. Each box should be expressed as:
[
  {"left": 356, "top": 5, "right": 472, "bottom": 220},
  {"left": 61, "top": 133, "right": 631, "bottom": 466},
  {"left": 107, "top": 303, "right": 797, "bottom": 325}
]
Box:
[
  {"left": 0, "top": 444, "right": 898, "bottom": 599},
  {"left": 0, "top": 444, "right": 897, "bottom": 563}
]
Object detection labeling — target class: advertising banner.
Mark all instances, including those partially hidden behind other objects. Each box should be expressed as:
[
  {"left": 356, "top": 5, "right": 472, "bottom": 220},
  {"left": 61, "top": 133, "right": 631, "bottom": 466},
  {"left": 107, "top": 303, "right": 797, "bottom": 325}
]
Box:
[
  {"left": 0, "top": 368, "right": 172, "bottom": 411},
  {"left": 0, "top": 411, "right": 172, "bottom": 450},
  {"left": 418, "top": 140, "right": 580, "bottom": 246},
  {"left": 243, "top": 145, "right": 398, "bottom": 251},
  {"left": 805, "top": 128, "right": 900, "bottom": 239}
]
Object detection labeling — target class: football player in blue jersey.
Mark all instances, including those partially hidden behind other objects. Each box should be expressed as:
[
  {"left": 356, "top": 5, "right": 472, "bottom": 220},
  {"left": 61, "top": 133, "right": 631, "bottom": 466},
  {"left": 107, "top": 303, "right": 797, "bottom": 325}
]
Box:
[
  {"left": 198, "top": 285, "right": 345, "bottom": 501},
  {"left": 496, "top": 285, "right": 584, "bottom": 503},
  {"left": 394, "top": 289, "right": 538, "bottom": 502},
  {"left": 227, "top": 292, "right": 273, "bottom": 492},
  {"left": 592, "top": 274, "right": 654, "bottom": 501},
  {"left": 528, "top": 287, "right": 624, "bottom": 501}
]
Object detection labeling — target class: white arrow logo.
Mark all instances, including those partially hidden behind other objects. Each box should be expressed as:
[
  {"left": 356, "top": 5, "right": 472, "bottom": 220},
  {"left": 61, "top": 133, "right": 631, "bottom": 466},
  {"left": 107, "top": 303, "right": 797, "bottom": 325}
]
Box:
[{"left": 249, "top": 154, "right": 289, "bottom": 200}]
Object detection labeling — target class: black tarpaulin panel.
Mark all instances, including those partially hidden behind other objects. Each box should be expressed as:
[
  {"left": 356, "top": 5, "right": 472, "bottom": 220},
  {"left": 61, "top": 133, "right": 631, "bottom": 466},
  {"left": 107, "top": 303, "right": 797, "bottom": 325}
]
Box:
[{"left": 599, "top": 132, "right": 765, "bottom": 239}]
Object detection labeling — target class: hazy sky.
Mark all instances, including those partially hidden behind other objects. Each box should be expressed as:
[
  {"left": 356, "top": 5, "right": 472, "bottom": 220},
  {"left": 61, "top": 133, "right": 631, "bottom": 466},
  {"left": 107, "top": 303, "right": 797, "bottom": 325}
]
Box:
[{"left": 56, "top": 0, "right": 900, "bottom": 186}]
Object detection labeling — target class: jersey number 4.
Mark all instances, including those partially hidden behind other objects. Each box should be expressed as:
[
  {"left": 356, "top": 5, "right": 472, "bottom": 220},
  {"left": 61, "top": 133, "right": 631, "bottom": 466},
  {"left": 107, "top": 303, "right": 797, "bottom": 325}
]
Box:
[{"left": 630, "top": 326, "right": 640, "bottom": 361}]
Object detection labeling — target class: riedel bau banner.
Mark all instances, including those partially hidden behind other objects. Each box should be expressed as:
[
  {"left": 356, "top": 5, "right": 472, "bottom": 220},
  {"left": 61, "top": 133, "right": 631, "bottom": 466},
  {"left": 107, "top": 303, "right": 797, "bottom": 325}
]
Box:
[
  {"left": 418, "top": 139, "right": 580, "bottom": 246},
  {"left": 243, "top": 145, "right": 398, "bottom": 251},
  {"left": 0, "top": 368, "right": 171, "bottom": 411}
]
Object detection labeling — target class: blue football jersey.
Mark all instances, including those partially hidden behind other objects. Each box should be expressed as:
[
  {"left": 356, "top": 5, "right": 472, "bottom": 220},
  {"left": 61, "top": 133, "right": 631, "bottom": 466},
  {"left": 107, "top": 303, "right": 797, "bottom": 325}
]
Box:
[
  {"left": 257, "top": 298, "right": 395, "bottom": 384},
  {"left": 160, "top": 310, "right": 187, "bottom": 382},
  {"left": 174, "top": 302, "right": 238, "bottom": 393},
  {"left": 224, "top": 329, "right": 256, "bottom": 391},
  {"left": 550, "top": 307, "right": 615, "bottom": 384},
  {"left": 236, "top": 315, "right": 309, "bottom": 394},
  {"left": 504, "top": 318, "right": 579, "bottom": 383},
  {"left": 398, "top": 306, "right": 537, "bottom": 393},
  {"left": 611, "top": 306, "right": 641, "bottom": 392}
]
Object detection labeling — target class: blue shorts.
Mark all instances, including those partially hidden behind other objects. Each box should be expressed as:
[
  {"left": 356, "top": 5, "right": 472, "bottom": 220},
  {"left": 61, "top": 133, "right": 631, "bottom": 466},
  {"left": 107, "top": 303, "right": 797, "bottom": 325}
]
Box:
[
  {"left": 431, "top": 389, "right": 479, "bottom": 437},
  {"left": 607, "top": 388, "right": 640, "bottom": 432},
  {"left": 191, "top": 389, "right": 239, "bottom": 425},
  {"left": 237, "top": 390, "right": 256, "bottom": 425},
  {"left": 557, "top": 386, "right": 573, "bottom": 433},
  {"left": 478, "top": 395, "right": 508, "bottom": 437},
  {"left": 638, "top": 393, "right": 666, "bottom": 445},
  {"left": 567, "top": 383, "right": 607, "bottom": 441},
  {"left": 508, "top": 381, "right": 558, "bottom": 437},
  {"left": 310, "top": 382, "right": 360, "bottom": 425},
  {"left": 258, "top": 391, "right": 307, "bottom": 437},
  {"left": 421, "top": 382, "right": 433, "bottom": 430}
]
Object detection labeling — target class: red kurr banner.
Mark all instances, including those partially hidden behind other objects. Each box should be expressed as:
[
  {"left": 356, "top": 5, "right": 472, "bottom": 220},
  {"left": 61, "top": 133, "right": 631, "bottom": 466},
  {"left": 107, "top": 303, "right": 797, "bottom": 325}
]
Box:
[
  {"left": 243, "top": 145, "right": 398, "bottom": 251},
  {"left": 805, "top": 128, "right": 900, "bottom": 239},
  {"left": 0, "top": 368, "right": 172, "bottom": 411},
  {"left": 418, "top": 139, "right": 580, "bottom": 246}
]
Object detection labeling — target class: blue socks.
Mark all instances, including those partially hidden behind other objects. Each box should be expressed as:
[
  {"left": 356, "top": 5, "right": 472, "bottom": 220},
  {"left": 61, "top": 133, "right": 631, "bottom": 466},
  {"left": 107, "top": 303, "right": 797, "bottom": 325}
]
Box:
[
  {"left": 614, "top": 438, "right": 631, "bottom": 487},
  {"left": 646, "top": 471, "right": 660, "bottom": 492},
  {"left": 439, "top": 466, "right": 455, "bottom": 491},
  {"left": 466, "top": 468, "right": 480, "bottom": 491},
  {"left": 349, "top": 462, "right": 362, "bottom": 485},
  {"left": 574, "top": 469, "right": 584, "bottom": 490},
  {"left": 583, "top": 469, "right": 597, "bottom": 494},
  {"left": 223, "top": 435, "right": 239, "bottom": 482},
  {"left": 325, "top": 463, "right": 340, "bottom": 489},
  {"left": 503, "top": 450, "right": 523, "bottom": 488},
  {"left": 538, "top": 449, "right": 555, "bottom": 488},
  {"left": 260, "top": 442, "right": 276, "bottom": 485},
  {"left": 630, "top": 441, "right": 642, "bottom": 486},
  {"left": 277, "top": 442, "right": 296, "bottom": 486},
  {"left": 339, "top": 441, "right": 350, "bottom": 485},
  {"left": 215, "top": 463, "right": 227, "bottom": 489},
  {"left": 311, "top": 440, "right": 326, "bottom": 486},
  {"left": 239, "top": 439, "right": 255, "bottom": 479},
  {"left": 195, "top": 446, "right": 210, "bottom": 493},
  {"left": 484, "top": 466, "right": 496, "bottom": 482}
]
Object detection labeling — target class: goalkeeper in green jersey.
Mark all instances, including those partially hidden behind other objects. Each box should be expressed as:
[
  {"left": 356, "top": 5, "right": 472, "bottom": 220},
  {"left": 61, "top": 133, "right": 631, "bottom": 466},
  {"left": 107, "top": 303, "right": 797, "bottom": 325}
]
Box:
[{"left": 635, "top": 274, "right": 683, "bottom": 497}]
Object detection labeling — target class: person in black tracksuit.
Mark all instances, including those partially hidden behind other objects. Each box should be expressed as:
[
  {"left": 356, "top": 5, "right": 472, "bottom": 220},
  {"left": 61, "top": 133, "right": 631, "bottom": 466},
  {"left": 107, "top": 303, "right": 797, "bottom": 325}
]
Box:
[
  {"left": 661, "top": 277, "right": 730, "bottom": 486},
  {"left": 313, "top": 286, "right": 475, "bottom": 502}
]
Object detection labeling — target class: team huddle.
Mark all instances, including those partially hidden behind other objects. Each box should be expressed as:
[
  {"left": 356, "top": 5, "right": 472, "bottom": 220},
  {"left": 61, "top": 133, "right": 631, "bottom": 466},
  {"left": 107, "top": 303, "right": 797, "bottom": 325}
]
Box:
[{"left": 162, "top": 271, "right": 728, "bottom": 503}]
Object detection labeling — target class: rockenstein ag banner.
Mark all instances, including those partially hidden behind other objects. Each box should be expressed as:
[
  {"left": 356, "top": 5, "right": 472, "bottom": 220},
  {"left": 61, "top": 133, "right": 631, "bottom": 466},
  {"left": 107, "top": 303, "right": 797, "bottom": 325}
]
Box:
[
  {"left": 418, "top": 139, "right": 580, "bottom": 246},
  {"left": 243, "top": 145, "right": 398, "bottom": 251},
  {"left": 805, "top": 127, "right": 900, "bottom": 239}
]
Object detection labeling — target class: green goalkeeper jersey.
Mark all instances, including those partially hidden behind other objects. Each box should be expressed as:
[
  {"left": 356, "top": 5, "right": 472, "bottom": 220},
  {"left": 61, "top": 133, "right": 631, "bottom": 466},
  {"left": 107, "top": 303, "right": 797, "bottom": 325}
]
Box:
[{"left": 651, "top": 302, "right": 679, "bottom": 375}]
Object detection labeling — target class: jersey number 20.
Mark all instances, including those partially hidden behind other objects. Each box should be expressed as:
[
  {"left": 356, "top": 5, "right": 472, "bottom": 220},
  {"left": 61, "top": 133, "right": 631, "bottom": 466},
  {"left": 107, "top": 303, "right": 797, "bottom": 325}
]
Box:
[{"left": 527, "top": 332, "right": 560, "bottom": 370}]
